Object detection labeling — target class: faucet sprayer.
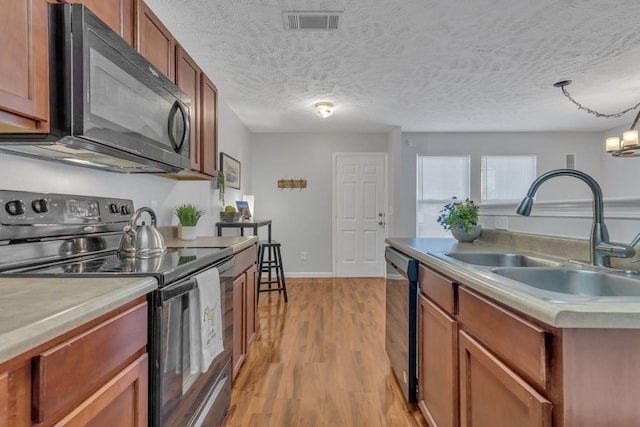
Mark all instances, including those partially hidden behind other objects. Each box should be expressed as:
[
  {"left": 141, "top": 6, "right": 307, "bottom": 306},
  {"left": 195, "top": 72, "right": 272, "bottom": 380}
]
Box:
[{"left": 517, "top": 169, "right": 639, "bottom": 268}]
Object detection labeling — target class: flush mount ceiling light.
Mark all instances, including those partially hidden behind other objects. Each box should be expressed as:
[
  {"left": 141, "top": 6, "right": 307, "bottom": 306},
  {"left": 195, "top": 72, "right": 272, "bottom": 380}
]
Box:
[
  {"left": 554, "top": 80, "right": 640, "bottom": 157},
  {"left": 315, "top": 102, "right": 334, "bottom": 118}
]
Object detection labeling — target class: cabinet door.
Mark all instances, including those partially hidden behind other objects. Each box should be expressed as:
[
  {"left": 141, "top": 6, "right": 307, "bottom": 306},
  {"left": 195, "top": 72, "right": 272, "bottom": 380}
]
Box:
[
  {"left": 0, "top": 0, "right": 49, "bottom": 133},
  {"left": 55, "top": 354, "right": 148, "bottom": 427},
  {"left": 0, "top": 372, "right": 7, "bottom": 427},
  {"left": 459, "top": 331, "right": 551, "bottom": 427},
  {"left": 135, "top": 0, "right": 175, "bottom": 80},
  {"left": 176, "top": 45, "right": 201, "bottom": 172},
  {"left": 64, "top": 0, "right": 134, "bottom": 45},
  {"left": 200, "top": 73, "right": 218, "bottom": 176},
  {"left": 232, "top": 274, "right": 246, "bottom": 380},
  {"left": 418, "top": 294, "right": 458, "bottom": 427},
  {"left": 245, "top": 263, "right": 257, "bottom": 350}
]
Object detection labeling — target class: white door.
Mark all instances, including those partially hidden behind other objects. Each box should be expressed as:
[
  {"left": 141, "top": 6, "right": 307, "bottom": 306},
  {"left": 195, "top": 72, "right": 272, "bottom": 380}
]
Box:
[{"left": 334, "top": 153, "right": 387, "bottom": 277}]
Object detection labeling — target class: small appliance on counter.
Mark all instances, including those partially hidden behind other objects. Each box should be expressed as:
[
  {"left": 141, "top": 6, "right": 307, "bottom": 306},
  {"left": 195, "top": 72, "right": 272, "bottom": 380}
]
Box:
[
  {"left": 0, "top": 190, "right": 233, "bottom": 426},
  {"left": 118, "top": 207, "right": 167, "bottom": 258}
]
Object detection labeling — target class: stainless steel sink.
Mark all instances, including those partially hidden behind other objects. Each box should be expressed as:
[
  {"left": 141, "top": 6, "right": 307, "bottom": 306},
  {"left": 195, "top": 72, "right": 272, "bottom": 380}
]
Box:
[
  {"left": 492, "top": 268, "right": 640, "bottom": 297},
  {"left": 444, "top": 252, "right": 564, "bottom": 268}
]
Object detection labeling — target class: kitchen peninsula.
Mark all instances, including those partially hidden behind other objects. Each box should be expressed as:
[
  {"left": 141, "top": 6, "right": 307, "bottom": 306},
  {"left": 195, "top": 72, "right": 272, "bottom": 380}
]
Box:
[{"left": 387, "top": 233, "right": 640, "bottom": 427}]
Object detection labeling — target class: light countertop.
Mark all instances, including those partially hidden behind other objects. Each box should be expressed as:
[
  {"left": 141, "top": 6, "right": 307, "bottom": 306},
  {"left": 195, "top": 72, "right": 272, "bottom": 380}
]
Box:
[
  {"left": 164, "top": 235, "right": 258, "bottom": 253},
  {"left": 0, "top": 277, "right": 157, "bottom": 365},
  {"left": 387, "top": 237, "right": 640, "bottom": 329}
]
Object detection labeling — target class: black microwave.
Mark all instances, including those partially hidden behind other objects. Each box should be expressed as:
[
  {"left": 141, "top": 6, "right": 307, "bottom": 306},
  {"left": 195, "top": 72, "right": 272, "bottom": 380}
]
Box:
[{"left": 0, "top": 3, "right": 191, "bottom": 173}]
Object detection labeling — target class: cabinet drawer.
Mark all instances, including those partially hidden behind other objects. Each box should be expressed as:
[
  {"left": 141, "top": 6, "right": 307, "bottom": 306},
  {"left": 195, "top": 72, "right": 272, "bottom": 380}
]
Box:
[
  {"left": 233, "top": 244, "right": 256, "bottom": 277},
  {"left": 419, "top": 264, "right": 455, "bottom": 314},
  {"left": 458, "top": 287, "right": 549, "bottom": 390},
  {"left": 32, "top": 302, "right": 147, "bottom": 423}
]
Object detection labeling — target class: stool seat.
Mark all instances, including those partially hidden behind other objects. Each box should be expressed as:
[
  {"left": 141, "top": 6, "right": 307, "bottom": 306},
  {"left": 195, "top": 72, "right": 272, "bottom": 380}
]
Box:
[{"left": 257, "top": 240, "right": 288, "bottom": 302}]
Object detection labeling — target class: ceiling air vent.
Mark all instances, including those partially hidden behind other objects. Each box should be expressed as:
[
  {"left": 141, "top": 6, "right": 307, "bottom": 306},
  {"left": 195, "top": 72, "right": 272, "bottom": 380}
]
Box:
[{"left": 283, "top": 11, "right": 343, "bottom": 31}]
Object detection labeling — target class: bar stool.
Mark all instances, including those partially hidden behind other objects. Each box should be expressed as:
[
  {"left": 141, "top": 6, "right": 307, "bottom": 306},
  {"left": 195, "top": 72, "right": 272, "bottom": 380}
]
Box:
[{"left": 257, "top": 240, "right": 288, "bottom": 302}]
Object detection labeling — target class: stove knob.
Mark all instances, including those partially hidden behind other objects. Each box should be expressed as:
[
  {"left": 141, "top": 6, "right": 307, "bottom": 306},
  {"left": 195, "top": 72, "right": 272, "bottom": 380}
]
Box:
[
  {"left": 32, "top": 199, "right": 48, "bottom": 213},
  {"left": 109, "top": 203, "right": 120, "bottom": 214},
  {"left": 121, "top": 205, "right": 131, "bottom": 215},
  {"left": 5, "top": 200, "right": 25, "bottom": 216}
]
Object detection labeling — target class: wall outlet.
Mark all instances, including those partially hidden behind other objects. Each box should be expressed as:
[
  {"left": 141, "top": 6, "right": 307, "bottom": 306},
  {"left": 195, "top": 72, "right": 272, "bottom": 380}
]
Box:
[
  {"left": 301, "top": 251, "right": 307, "bottom": 261},
  {"left": 494, "top": 216, "right": 508, "bottom": 230}
]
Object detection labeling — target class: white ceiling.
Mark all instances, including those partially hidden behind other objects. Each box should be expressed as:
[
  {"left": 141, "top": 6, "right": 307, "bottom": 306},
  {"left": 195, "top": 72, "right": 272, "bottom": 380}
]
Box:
[{"left": 146, "top": 0, "right": 640, "bottom": 134}]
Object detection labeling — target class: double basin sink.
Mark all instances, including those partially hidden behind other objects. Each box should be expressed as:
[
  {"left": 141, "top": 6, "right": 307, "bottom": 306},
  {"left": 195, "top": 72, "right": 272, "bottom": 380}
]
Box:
[{"left": 436, "top": 252, "right": 640, "bottom": 298}]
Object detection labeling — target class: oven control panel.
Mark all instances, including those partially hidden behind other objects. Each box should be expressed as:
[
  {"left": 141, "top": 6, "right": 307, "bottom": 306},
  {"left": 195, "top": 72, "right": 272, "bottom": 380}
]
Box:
[{"left": 0, "top": 190, "right": 134, "bottom": 225}]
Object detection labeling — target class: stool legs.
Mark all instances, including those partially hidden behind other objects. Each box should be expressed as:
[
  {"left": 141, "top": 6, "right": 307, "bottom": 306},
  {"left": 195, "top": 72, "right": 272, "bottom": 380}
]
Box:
[{"left": 257, "top": 242, "right": 288, "bottom": 303}]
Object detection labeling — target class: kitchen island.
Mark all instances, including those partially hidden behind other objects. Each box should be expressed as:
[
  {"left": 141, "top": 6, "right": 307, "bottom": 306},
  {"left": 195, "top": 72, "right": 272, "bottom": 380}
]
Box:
[{"left": 387, "top": 236, "right": 640, "bottom": 427}]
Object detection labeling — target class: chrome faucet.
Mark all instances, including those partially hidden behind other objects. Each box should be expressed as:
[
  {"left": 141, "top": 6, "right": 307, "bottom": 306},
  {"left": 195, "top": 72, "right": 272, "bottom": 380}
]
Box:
[{"left": 517, "top": 169, "right": 640, "bottom": 268}]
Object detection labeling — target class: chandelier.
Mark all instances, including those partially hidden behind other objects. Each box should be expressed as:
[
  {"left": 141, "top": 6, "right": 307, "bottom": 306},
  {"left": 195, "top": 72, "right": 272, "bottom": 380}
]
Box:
[{"left": 554, "top": 80, "right": 640, "bottom": 157}]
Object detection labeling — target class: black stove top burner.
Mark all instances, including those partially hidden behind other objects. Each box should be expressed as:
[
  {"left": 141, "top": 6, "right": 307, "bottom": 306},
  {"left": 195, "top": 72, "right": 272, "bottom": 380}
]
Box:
[{"left": 9, "top": 247, "right": 232, "bottom": 286}]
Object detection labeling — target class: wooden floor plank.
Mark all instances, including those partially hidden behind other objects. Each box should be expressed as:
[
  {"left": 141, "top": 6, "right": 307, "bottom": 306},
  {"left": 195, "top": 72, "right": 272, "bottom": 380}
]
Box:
[{"left": 223, "top": 278, "right": 428, "bottom": 427}]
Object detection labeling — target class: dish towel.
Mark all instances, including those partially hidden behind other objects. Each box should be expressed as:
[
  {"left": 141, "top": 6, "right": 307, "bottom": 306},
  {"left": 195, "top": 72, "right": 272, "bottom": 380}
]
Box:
[{"left": 189, "top": 267, "right": 224, "bottom": 374}]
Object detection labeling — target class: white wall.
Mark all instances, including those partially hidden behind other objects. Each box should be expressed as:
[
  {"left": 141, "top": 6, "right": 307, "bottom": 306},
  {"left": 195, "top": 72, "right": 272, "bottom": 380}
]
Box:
[
  {"left": 251, "top": 132, "right": 388, "bottom": 275},
  {"left": 397, "top": 130, "right": 640, "bottom": 244},
  {"left": 0, "top": 98, "right": 252, "bottom": 237},
  {"left": 404, "top": 131, "right": 603, "bottom": 202}
]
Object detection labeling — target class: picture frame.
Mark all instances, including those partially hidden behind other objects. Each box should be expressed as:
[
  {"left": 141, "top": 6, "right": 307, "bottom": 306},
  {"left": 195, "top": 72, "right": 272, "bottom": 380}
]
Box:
[{"left": 220, "top": 152, "right": 240, "bottom": 189}]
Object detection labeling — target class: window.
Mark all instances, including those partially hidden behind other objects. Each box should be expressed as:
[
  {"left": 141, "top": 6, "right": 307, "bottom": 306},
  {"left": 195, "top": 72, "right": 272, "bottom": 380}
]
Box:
[
  {"left": 481, "top": 155, "right": 536, "bottom": 202},
  {"left": 417, "top": 155, "right": 470, "bottom": 237}
]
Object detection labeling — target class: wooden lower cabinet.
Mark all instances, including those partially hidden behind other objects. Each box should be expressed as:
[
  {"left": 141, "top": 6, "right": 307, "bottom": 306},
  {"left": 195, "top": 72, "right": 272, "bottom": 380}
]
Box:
[
  {"left": 245, "top": 263, "right": 257, "bottom": 348},
  {"left": 231, "top": 244, "right": 258, "bottom": 380},
  {"left": 54, "top": 354, "right": 148, "bottom": 427},
  {"left": 418, "top": 293, "right": 458, "bottom": 427},
  {"left": 459, "top": 331, "right": 552, "bottom": 427},
  {"left": 0, "top": 298, "right": 149, "bottom": 427},
  {"left": 414, "top": 259, "right": 640, "bottom": 427},
  {"left": 232, "top": 273, "right": 246, "bottom": 379},
  {"left": 0, "top": 372, "right": 7, "bottom": 427}
]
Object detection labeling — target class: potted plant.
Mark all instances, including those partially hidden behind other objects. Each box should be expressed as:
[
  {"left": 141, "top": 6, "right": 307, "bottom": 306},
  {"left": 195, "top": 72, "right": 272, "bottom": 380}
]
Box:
[
  {"left": 437, "top": 197, "right": 481, "bottom": 242},
  {"left": 175, "top": 204, "right": 205, "bottom": 240},
  {"left": 217, "top": 172, "right": 225, "bottom": 206}
]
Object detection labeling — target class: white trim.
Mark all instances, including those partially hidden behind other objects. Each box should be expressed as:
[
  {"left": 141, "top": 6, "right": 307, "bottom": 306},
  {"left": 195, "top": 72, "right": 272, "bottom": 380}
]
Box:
[
  {"left": 480, "top": 197, "right": 640, "bottom": 219},
  {"left": 285, "top": 272, "right": 336, "bottom": 278}
]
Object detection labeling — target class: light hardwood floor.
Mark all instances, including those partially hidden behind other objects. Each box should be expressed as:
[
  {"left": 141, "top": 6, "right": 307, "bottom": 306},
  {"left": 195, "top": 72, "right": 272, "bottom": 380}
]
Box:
[{"left": 223, "top": 277, "right": 428, "bottom": 427}]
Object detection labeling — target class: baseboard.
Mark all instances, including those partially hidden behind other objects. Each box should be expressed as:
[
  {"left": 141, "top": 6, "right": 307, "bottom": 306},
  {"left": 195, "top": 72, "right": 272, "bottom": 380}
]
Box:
[{"left": 284, "top": 272, "right": 335, "bottom": 278}]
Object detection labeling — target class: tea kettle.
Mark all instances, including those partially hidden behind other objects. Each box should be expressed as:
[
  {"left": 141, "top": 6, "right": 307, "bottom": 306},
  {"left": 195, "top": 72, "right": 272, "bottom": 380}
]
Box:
[{"left": 117, "top": 207, "right": 167, "bottom": 258}]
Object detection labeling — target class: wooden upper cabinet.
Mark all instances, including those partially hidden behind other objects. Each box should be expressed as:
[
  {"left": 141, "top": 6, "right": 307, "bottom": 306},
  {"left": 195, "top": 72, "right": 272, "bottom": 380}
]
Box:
[
  {"left": 136, "top": 0, "right": 175, "bottom": 81},
  {"left": 176, "top": 45, "right": 202, "bottom": 172},
  {"left": 0, "top": 0, "right": 49, "bottom": 133},
  {"left": 201, "top": 73, "right": 219, "bottom": 176},
  {"left": 63, "top": 0, "right": 134, "bottom": 45}
]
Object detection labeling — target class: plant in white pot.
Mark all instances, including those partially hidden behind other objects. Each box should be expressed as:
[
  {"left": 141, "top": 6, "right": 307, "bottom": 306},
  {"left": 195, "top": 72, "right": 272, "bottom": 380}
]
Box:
[
  {"left": 175, "top": 204, "right": 205, "bottom": 240},
  {"left": 437, "top": 197, "right": 481, "bottom": 242}
]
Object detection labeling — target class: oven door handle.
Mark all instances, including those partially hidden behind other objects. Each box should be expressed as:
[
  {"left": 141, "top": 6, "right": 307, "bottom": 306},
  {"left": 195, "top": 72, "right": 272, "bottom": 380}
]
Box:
[
  {"left": 160, "top": 258, "right": 234, "bottom": 304},
  {"left": 161, "top": 277, "right": 197, "bottom": 303}
]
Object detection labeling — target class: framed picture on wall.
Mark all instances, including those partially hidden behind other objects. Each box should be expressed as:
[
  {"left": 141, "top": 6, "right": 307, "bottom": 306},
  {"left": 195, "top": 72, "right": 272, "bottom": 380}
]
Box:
[{"left": 220, "top": 152, "right": 241, "bottom": 189}]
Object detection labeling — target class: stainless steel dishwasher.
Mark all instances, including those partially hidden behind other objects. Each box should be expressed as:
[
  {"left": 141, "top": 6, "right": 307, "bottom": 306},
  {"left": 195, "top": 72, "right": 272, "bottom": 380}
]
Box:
[{"left": 385, "top": 246, "right": 419, "bottom": 404}]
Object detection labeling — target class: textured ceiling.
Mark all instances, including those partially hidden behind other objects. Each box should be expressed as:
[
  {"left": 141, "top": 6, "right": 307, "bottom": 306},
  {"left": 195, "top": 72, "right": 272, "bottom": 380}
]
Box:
[{"left": 145, "top": 0, "right": 640, "bottom": 133}]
